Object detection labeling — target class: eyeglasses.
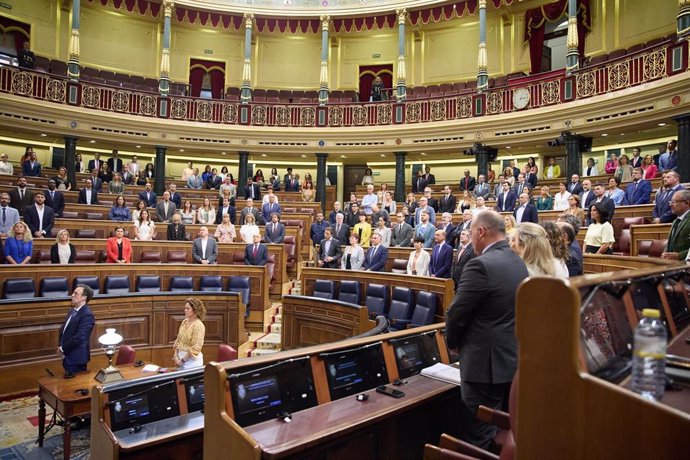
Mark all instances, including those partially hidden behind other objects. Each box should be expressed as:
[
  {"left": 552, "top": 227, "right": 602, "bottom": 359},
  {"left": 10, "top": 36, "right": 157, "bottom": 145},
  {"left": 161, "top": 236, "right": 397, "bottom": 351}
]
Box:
[{"left": 670, "top": 200, "right": 689, "bottom": 204}]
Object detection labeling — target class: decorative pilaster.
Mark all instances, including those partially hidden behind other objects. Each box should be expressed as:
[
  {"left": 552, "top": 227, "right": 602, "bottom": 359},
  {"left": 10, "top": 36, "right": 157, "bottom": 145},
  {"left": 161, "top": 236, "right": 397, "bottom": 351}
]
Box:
[
  {"left": 565, "top": 0, "right": 580, "bottom": 74},
  {"left": 394, "top": 152, "right": 406, "bottom": 203},
  {"left": 238, "top": 151, "right": 250, "bottom": 187},
  {"left": 241, "top": 13, "right": 254, "bottom": 104},
  {"left": 673, "top": 113, "right": 690, "bottom": 183},
  {"left": 67, "top": 0, "right": 81, "bottom": 81},
  {"left": 678, "top": 0, "right": 690, "bottom": 38},
  {"left": 396, "top": 9, "right": 407, "bottom": 102},
  {"left": 318, "top": 16, "right": 330, "bottom": 106},
  {"left": 64, "top": 136, "right": 78, "bottom": 191},
  {"left": 316, "top": 153, "right": 328, "bottom": 211},
  {"left": 159, "top": 0, "right": 174, "bottom": 96},
  {"left": 154, "top": 146, "right": 166, "bottom": 196},
  {"left": 563, "top": 132, "right": 584, "bottom": 179},
  {"left": 477, "top": 0, "right": 488, "bottom": 92}
]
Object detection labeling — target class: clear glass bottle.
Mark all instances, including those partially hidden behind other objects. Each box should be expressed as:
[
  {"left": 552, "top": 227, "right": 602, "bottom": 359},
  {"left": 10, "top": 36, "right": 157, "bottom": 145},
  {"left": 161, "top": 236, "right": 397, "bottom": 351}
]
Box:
[{"left": 631, "top": 309, "right": 667, "bottom": 401}]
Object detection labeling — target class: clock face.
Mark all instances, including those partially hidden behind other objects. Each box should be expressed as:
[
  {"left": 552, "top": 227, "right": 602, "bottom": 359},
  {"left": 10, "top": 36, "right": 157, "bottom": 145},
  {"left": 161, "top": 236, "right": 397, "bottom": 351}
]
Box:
[{"left": 513, "top": 88, "right": 530, "bottom": 110}]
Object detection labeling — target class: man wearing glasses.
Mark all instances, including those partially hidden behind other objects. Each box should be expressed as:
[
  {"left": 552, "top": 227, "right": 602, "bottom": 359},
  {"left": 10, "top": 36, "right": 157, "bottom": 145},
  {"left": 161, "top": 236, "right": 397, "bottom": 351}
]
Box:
[{"left": 661, "top": 190, "right": 690, "bottom": 261}]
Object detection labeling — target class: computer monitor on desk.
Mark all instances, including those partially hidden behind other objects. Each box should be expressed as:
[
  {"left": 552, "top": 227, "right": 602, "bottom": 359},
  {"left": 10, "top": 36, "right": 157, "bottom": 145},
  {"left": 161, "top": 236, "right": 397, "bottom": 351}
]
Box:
[
  {"left": 390, "top": 331, "right": 442, "bottom": 379},
  {"left": 108, "top": 380, "right": 180, "bottom": 432},
  {"left": 320, "top": 342, "right": 388, "bottom": 401}
]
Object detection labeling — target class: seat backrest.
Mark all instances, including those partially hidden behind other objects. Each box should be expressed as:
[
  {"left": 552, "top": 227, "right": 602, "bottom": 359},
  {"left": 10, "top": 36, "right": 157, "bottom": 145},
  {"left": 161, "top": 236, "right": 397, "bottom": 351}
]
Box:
[
  {"left": 283, "top": 236, "right": 296, "bottom": 267},
  {"left": 3, "top": 278, "right": 36, "bottom": 299},
  {"left": 622, "top": 217, "right": 646, "bottom": 229},
  {"left": 76, "top": 229, "right": 98, "bottom": 239},
  {"left": 199, "top": 275, "right": 224, "bottom": 292},
  {"left": 166, "top": 250, "right": 188, "bottom": 263},
  {"left": 169, "top": 276, "right": 194, "bottom": 292},
  {"left": 313, "top": 280, "right": 335, "bottom": 300},
  {"left": 365, "top": 284, "right": 389, "bottom": 320},
  {"left": 616, "top": 228, "right": 631, "bottom": 255},
  {"left": 115, "top": 345, "right": 136, "bottom": 365},
  {"left": 135, "top": 275, "right": 161, "bottom": 293},
  {"left": 389, "top": 287, "right": 414, "bottom": 329},
  {"left": 39, "top": 277, "right": 70, "bottom": 297},
  {"left": 637, "top": 239, "right": 652, "bottom": 256},
  {"left": 34, "top": 250, "right": 52, "bottom": 264},
  {"left": 649, "top": 239, "right": 668, "bottom": 258},
  {"left": 217, "top": 344, "right": 238, "bottom": 362},
  {"left": 73, "top": 276, "right": 100, "bottom": 295},
  {"left": 410, "top": 291, "right": 437, "bottom": 328},
  {"left": 75, "top": 250, "right": 98, "bottom": 263},
  {"left": 139, "top": 250, "right": 162, "bottom": 263},
  {"left": 104, "top": 275, "right": 131, "bottom": 295},
  {"left": 227, "top": 276, "right": 250, "bottom": 306},
  {"left": 338, "top": 280, "right": 360, "bottom": 305},
  {"left": 391, "top": 258, "right": 408, "bottom": 274}
]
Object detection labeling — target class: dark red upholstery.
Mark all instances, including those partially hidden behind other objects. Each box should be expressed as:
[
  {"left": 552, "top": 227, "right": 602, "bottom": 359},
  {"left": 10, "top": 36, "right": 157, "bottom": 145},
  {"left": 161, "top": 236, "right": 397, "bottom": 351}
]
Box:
[
  {"left": 216, "top": 344, "right": 238, "bottom": 362},
  {"left": 115, "top": 345, "right": 136, "bottom": 365}
]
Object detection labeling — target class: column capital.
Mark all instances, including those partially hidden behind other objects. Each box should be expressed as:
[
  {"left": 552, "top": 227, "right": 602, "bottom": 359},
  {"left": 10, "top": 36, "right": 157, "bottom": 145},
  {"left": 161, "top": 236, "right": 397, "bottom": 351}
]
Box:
[
  {"left": 396, "top": 9, "right": 407, "bottom": 24},
  {"left": 315, "top": 152, "right": 329, "bottom": 159},
  {"left": 320, "top": 15, "right": 330, "bottom": 31},
  {"left": 243, "top": 12, "right": 255, "bottom": 29},
  {"left": 478, "top": 0, "right": 487, "bottom": 8},
  {"left": 672, "top": 112, "right": 690, "bottom": 123},
  {"left": 162, "top": 0, "right": 175, "bottom": 17}
]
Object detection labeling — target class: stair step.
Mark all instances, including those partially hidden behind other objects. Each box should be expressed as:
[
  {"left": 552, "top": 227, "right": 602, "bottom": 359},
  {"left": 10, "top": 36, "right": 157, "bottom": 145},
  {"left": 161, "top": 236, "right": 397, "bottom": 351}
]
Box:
[
  {"left": 256, "top": 332, "right": 281, "bottom": 350},
  {"left": 268, "top": 322, "right": 282, "bottom": 334},
  {"left": 248, "top": 348, "right": 280, "bottom": 357}
]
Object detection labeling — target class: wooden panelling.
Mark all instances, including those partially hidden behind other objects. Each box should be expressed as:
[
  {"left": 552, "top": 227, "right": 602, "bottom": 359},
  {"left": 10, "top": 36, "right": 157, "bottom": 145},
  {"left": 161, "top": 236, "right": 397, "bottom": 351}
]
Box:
[
  {"left": 629, "top": 223, "right": 672, "bottom": 256},
  {"left": 582, "top": 253, "right": 677, "bottom": 274}
]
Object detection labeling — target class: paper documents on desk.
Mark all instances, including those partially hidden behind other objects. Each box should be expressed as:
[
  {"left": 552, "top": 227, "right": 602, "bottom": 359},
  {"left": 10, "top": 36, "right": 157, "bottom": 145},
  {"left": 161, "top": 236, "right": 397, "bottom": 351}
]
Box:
[
  {"left": 420, "top": 363, "right": 461, "bottom": 386},
  {"left": 141, "top": 364, "right": 160, "bottom": 373}
]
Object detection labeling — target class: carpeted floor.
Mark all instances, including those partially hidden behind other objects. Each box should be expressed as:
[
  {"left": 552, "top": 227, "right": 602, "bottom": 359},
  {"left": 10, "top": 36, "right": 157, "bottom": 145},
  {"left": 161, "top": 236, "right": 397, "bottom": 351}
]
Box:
[{"left": 0, "top": 396, "right": 90, "bottom": 460}]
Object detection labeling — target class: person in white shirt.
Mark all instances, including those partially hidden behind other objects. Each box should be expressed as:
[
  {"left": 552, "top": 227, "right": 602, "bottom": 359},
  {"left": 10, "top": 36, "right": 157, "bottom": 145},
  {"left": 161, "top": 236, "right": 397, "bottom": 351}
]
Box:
[
  {"left": 361, "top": 184, "right": 377, "bottom": 215},
  {"left": 407, "top": 236, "right": 430, "bottom": 276},
  {"left": 0, "top": 154, "right": 13, "bottom": 175},
  {"left": 553, "top": 182, "right": 571, "bottom": 211},
  {"left": 472, "top": 197, "right": 489, "bottom": 217}
]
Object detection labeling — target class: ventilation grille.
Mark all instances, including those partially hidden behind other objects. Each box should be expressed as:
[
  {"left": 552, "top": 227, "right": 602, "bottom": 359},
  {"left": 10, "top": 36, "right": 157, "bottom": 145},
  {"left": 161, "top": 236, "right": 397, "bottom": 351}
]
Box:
[
  {"left": 178, "top": 137, "right": 231, "bottom": 144},
  {"left": 412, "top": 136, "right": 464, "bottom": 144},
  {"left": 586, "top": 105, "right": 654, "bottom": 123},
  {"left": 495, "top": 125, "right": 551, "bottom": 137},
  {"left": 258, "top": 141, "right": 309, "bottom": 146},
  {"left": 0, "top": 112, "right": 56, "bottom": 125},
  {"left": 335, "top": 141, "right": 386, "bottom": 146},
  {"left": 91, "top": 126, "right": 148, "bottom": 137}
]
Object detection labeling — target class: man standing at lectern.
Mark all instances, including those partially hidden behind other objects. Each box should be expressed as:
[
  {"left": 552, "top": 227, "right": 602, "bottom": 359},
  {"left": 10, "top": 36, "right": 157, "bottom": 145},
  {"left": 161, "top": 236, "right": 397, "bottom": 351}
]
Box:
[
  {"left": 445, "top": 211, "right": 528, "bottom": 450},
  {"left": 57, "top": 285, "right": 96, "bottom": 378}
]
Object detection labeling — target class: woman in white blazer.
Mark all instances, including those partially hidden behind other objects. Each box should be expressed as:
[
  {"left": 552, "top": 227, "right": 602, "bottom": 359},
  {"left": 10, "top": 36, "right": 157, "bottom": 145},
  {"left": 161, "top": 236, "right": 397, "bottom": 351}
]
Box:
[{"left": 407, "top": 236, "right": 430, "bottom": 276}]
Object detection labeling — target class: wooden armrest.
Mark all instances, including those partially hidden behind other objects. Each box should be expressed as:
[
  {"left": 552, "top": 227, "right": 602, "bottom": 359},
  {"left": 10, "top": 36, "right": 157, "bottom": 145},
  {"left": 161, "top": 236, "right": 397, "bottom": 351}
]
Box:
[
  {"left": 476, "top": 405, "right": 510, "bottom": 431},
  {"left": 430, "top": 435, "right": 499, "bottom": 460}
]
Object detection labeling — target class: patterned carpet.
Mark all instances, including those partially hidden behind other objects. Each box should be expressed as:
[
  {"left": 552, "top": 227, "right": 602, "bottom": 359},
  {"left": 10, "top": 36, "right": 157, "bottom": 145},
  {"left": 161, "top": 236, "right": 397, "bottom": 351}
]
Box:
[{"left": 0, "top": 396, "right": 90, "bottom": 459}]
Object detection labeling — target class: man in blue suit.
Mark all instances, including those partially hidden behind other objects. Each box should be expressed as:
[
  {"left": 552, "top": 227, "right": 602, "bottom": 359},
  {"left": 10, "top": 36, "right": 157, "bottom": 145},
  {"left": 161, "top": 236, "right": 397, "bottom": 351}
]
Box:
[
  {"left": 262, "top": 195, "right": 282, "bottom": 222},
  {"left": 429, "top": 230, "right": 454, "bottom": 278},
  {"left": 496, "top": 183, "right": 517, "bottom": 213},
  {"left": 45, "top": 180, "right": 65, "bottom": 217},
  {"left": 58, "top": 285, "right": 96, "bottom": 377},
  {"left": 138, "top": 183, "right": 157, "bottom": 207},
  {"left": 653, "top": 171, "right": 683, "bottom": 224},
  {"left": 22, "top": 148, "right": 41, "bottom": 177},
  {"left": 264, "top": 213, "right": 285, "bottom": 244},
  {"left": 244, "top": 233, "right": 268, "bottom": 266},
  {"left": 415, "top": 210, "right": 436, "bottom": 248},
  {"left": 623, "top": 168, "right": 652, "bottom": 205},
  {"left": 363, "top": 233, "right": 388, "bottom": 271},
  {"left": 513, "top": 193, "right": 539, "bottom": 224}
]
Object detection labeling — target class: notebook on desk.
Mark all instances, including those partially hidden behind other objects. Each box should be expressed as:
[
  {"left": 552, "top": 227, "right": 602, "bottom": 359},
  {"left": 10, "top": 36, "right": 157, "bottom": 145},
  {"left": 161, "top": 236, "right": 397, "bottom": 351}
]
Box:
[{"left": 420, "top": 363, "right": 461, "bottom": 386}]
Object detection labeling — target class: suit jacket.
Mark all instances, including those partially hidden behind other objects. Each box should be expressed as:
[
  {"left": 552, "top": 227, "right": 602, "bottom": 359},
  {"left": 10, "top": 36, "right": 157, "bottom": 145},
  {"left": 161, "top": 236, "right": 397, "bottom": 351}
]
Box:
[
  {"left": 459, "top": 176, "right": 476, "bottom": 192},
  {"left": 285, "top": 178, "right": 300, "bottom": 192},
  {"left": 331, "top": 223, "right": 351, "bottom": 244},
  {"left": 445, "top": 240, "right": 529, "bottom": 384},
  {"left": 264, "top": 222, "right": 286, "bottom": 244},
  {"left": 44, "top": 189, "right": 65, "bottom": 217},
  {"left": 59, "top": 304, "right": 96, "bottom": 368},
  {"left": 623, "top": 180, "right": 652, "bottom": 205},
  {"left": 262, "top": 202, "right": 282, "bottom": 222},
  {"left": 9, "top": 188, "right": 34, "bottom": 214},
  {"left": 240, "top": 207, "right": 262, "bottom": 225},
  {"left": 496, "top": 191, "right": 517, "bottom": 212},
  {"left": 524, "top": 172, "right": 538, "bottom": 189},
  {"left": 121, "top": 170, "right": 134, "bottom": 185},
  {"left": 586, "top": 197, "right": 616, "bottom": 226},
  {"left": 391, "top": 222, "right": 414, "bottom": 247},
  {"left": 167, "top": 223, "right": 187, "bottom": 241},
  {"left": 22, "top": 161, "right": 41, "bottom": 177},
  {"left": 0, "top": 205, "right": 21, "bottom": 235},
  {"left": 138, "top": 190, "right": 157, "bottom": 207},
  {"left": 630, "top": 155, "right": 643, "bottom": 169},
  {"left": 88, "top": 159, "right": 103, "bottom": 172},
  {"left": 206, "top": 175, "right": 222, "bottom": 190},
  {"left": 155, "top": 201, "right": 177, "bottom": 222},
  {"left": 579, "top": 189, "right": 596, "bottom": 209},
  {"left": 666, "top": 214, "right": 690, "bottom": 259},
  {"left": 105, "top": 237, "right": 133, "bottom": 263},
  {"left": 512, "top": 182, "right": 529, "bottom": 197},
  {"left": 192, "top": 237, "right": 218, "bottom": 264},
  {"left": 653, "top": 185, "right": 683, "bottom": 223},
  {"left": 78, "top": 188, "right": 99, "bottom": 205},
  {"left": 473, "top": 183, "right": 491, "bottom": 199},
  {"left": 412, "top": 176, "right": 427, "bottom": 193},
  {"left": 424, "top": 173, "right": 436, "bottom": 185},
  {"left": 438, "top": 223, "right": 456, "bottom": 245},
  {"left": 363, "top": 244, "right": 388, "bottom": 271},
  {"left": 451, "top": 243, "right": 475, "bottom": 290},
  {"left": 187, "top": 175, "right": 203, "bottom": 190},
  {"left": 168, "top": 192, "right": 182, "bottom": 209},
  {"left": 318, "top": 237, "right": 342, "bottom": 268},
  {"left": 244, "top": 243, "right": 268, "bottom": 265},
  {"left": 567, "top": 182, "right": 583, "bottom": 196},
  {"left": 89, "top": 176, "right": 103, "bottom": 193},
  {"left": 216, "top": 206, "right": 237, "bottom": 225},
  {"left": 23, "top": 205, "right": 55, "bottom": 237},
  {"left": 415, "top": 223, "right": 436, "bottom": 248},
  {"left": 107, "top": 157, "right": 123, "bottom": 174},
  {"left": 427, "top": 197, "right": 440, "bottom": 213},
  {"left": 244, "top": 184, "right": 262, "bottom": 200},
  {"left": 439, "top": 194, "right": 457, "bottom": 213},
  {"left": 513, "top": 203, "right": 539, "bottom": 224},
  {"left": 429, "top": 242, "right": 454, "bottom": 278},
  {"left": 51, "top": 243, "right": 76, "bottom": 263}
]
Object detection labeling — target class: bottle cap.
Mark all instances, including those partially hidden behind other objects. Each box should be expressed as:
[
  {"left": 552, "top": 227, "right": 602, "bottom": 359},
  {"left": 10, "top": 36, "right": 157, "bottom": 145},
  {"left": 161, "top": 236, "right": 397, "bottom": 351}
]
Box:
[{"left": 642, "top": 309, "right": 661, "bottom": 318}]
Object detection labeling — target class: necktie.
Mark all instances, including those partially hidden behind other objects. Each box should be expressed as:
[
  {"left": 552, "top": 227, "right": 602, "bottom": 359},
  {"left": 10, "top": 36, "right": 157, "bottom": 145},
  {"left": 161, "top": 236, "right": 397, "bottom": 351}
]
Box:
[
  {"left": 273, "top": 223, "right": 277, "bottom": 233},
  {"left": 457, "top": 245, "right": 465, "bottom": 262},
  {"left": 253, "top": 245, "right": 258, "bottom": 257},
  {"left": 2, "top": 207, "right": 5, "bottom": 224},
  {"left": 336, "top": 224, "right": 340, "bottom": 235},
  {"left": 63, "top": 308, "right": 77, "bottom": 333},
  {"left": 19, "top": 189, "right": 23, "bottom": 201},
  {"left": 371, "top": 246, "right": 377, "bottom": 260},
  {"left": 669, "top": 218, "right": 682, "bottom": 251}
]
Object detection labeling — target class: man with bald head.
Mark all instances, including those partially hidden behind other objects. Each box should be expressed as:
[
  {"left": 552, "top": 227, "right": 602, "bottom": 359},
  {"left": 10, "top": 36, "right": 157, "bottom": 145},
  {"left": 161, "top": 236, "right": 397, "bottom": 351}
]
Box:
[
  {"left": 513, "top": 193, "right": 538, "bottom": 224},
  {"left": 429, "top": 230, "right": 453, "bottom": 278}
]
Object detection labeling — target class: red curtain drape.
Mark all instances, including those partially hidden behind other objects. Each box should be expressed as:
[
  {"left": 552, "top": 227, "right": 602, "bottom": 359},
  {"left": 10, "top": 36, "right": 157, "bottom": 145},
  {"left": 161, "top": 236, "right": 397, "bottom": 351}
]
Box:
[
  {"left": 523, "top": 0, "right": 591, "bottom": 74},
  {"left": 358, "top": 65, "right": 393, "bottom": 102},
  {"left": 189, "top": 58, "right": 226, "bottom": 98},
  {"left": 189, "top": 67, "right": 205, "bottom": 97},
  {"left": 0, "top": 16, "right": 31, "bottom": 55},
  {"left": 209, "top": 69, "right": 225, "bottom": 100}
]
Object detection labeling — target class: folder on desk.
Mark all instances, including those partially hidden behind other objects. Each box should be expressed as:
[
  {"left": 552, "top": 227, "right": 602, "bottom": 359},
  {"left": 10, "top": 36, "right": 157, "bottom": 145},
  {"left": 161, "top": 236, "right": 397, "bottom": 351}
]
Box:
[{"left": 420, "top": 363, "right": 461, "bottom": 386}]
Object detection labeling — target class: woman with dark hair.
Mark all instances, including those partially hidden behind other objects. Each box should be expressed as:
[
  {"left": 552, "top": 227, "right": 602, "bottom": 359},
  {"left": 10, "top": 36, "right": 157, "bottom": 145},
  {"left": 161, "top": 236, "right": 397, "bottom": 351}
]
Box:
[
  {"left": 583, "top": 201, "right": 615, "bottom": 254},
  {"left": 144, "top": 163, "right": 155, "bottom": 179},
  {"left": 584, "top": 158, "right": 598, "bottom": 177},
  {"left": 105, "top": 226, "right": 132, "bottom": 263},
  {"left": 301, "top": 181, "right": 315, "bottom": 202},
  {"left": 51, "top": 229, "right": 76, "bottom": 264},
  {"left": 109, "top": 195, "right": 131, "bottom": 222},
  {"left": 201, "top": 165, "right": 212, "bottom": 183},
  {"left": 172, "top": 298, "right": 206, "bottom": 369},
  {"left": 563, "top": 194, "right": 585, "bottom": 227},
  {"left": 75, "top": 153, "right": 86, "bottom": 173},
  {"left": 361, "top": 168, "right": 374, "bottom": 185},
  {"left": 407, "top": 236, "right": 430, "bottom": 276},
  {"left": 254, "top": 169, "right": 265, "bottom": 187},
  {"left": 606, "top": 176, "right": 625, "bottom": 206},
  {"left": 341, "top": 233, "right": 364, "bottom": 270},
  {"left": 353, "top": 212, "right": 372, "bottom": 248},
  {"left": 132, "top": 199, "right": 147, "bottom": 223},
  {"left": 526, "top": 157, "right": 538, "bottom": 176},
  {"left": 219, "top": 166, "right": 229, "bottom": 182}
]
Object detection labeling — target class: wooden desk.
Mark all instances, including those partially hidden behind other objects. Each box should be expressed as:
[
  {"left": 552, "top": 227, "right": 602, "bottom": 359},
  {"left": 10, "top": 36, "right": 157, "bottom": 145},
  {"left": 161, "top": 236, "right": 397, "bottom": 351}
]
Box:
[{"left": 38, "top": 364, "right": 148, "bottom": 460}]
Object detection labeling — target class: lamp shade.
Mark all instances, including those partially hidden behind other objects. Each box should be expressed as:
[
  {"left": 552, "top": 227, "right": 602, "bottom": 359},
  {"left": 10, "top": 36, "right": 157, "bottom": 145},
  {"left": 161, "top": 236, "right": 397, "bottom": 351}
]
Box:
[{"left": 98, "top": 328, "right": 123, "bottom": 346}]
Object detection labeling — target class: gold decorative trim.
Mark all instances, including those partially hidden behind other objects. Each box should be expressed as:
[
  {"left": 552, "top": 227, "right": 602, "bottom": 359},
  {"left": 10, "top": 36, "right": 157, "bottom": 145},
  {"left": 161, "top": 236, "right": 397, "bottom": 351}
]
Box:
[{"left": 68, "top": 29, "right": 80, "bottom": 61}]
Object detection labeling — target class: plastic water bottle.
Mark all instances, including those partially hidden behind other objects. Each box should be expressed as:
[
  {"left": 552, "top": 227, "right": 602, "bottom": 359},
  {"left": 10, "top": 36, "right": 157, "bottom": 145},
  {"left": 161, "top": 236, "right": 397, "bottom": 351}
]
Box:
[{"left": 631, "top": 309, "right": 667, "bottom": 401}]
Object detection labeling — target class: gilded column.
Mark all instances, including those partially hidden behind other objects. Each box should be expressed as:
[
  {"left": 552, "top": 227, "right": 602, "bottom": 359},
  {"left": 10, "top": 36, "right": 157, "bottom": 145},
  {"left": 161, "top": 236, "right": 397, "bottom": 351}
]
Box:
[
  {"left": 678, "top": 0, "right": 690, "bottom": 38},
  {"left": 477, "top": 0, "right": 488, "bottom": 92},
  {"left": 241, "top": 13, "right": 254, "bottom": 104},
  {"left": 396, "top": 9, "right": 407, "bottom": 102},
  {"left": 318, "top": 16, "right": 330, "bottom": 106},
  {"left": 159, "top": 0, "right": 174, "bottom": 96},
  {"left": 565, "top": 0, "right": 580, "bottom": 74},
  {"left": 67, "top": 0, "right": 81, "bottom": 81}
]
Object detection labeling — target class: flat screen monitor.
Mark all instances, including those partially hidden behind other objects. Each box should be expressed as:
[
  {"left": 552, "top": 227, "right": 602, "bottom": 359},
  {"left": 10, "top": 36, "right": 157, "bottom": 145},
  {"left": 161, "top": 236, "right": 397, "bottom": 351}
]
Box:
[
  {"left": 108, "top": 380, "right": 180, "bottom": 431},
  {"left": 390, "top": 331, "right": 441, "bottom": 379},
  {"left": 322, "top": 342, "right": 388, "bottom": 401},
  {"left": 580, "top": 283, "right": 634, "bottom": 383},
  {"left": 229, "top": 356, "right": 317, "bottom": 427},
  {"left": 184, "top": 379, "right": 205, "bottom": 413},
  {"left": 661, "top": 271, "right": 690, "bottom": 331}
]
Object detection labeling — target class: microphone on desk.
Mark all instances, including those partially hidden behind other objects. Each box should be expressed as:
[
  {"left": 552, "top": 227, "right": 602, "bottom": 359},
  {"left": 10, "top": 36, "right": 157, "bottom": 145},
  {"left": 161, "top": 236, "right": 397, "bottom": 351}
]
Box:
[{"left": 45, "top": 368, "right": 54, "bottom": 377}]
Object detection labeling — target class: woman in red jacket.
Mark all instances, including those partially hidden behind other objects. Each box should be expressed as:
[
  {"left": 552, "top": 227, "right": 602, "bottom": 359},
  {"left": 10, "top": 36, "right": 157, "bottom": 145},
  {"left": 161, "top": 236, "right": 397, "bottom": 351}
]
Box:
[{"left": 105, "top": 226, "right": 132, "bottom": 263}]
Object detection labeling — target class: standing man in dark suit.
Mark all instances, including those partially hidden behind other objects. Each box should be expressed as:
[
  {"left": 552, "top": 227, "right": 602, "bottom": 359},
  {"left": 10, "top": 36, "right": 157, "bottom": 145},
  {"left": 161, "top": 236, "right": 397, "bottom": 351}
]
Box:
[
  {"left": 438, "top": 212, "right": 456, "bottom": 244},
  {"left": 192, "top": 227, "right": 218, "bottom": 264},
  {"left": 423, "top": 166, "right": 435, "bottom": 185},
  {"left": 167, "top": 214, "right": 187, "bottom": 241},
  {"left": 264, "top": 213, "right": 286, "bottom": 244},
  {"left": 244, "top": 178, "right": 262, "bottom": 201},
  {"left": 78, "top": 179, "right": 99, "bottom": 205},
  {"left": 512, "top": 174, "right": 529, "bottom": 198},
  {"left": 138, "top": 183, "right": 157, "bottom": 207},
  {"left": 57, "top": 285, "right": 96, "bottom": 377},
  {"left": 107, "top": 150, "right": 123, "bottom": 174},
  {"left": 623, "top": 168, "right": 652, "bottom": 205},
  {"left": 44, "top": 179, "right": 65, "bottom": 217},
  {"left": 653, "top": 171, "right": 683, "bottom": 224},
  {"left": 89, "top": 169, "right": 103, "bottom": 193},
  {"left": 661, "top": 190, "right": 690, "bottom": 261},
  {"left": 24, "top": 192, "right": 55, "bottom": 238},
  {"left": 88, "top": 153, "right": 103, "bottom": 173},
  {"left": 496, "top": 183, "right": 517, "bottom": 213},
  {"left": 513, "top": 193, "right": 539, "bottom": 224},
  {"left": 579, "top": 180, "right": 595, "bottom": 210},
  {"left": 283, "top": 168, "right": 293, "bottom": 189},
  {"left": 451, "top": 229, "right": 475, "bottom": 291},
  {"left": 523, "top": 167, "right": 538, "bottom": 190},
  {"left": 168, "top": 183, "right": 182, "bottom": 209},
  {"left": 362, "top": 233, "right": 388, "bottom": 271},
  {"left": 439, "top": 186, "right": 457, "bottom": 213},
  {"left": 459, "top": 170, "right": 476, "bottom": 192},
  {"left": 22, "top": 149, "right": 42, "bottom": 177},
  {"left": 567, "top": 174, "right": 583, "bottom": 196},
  {"left": 318, "top": 227, "right": 342, "bottom": 268},
  {"left": 429, "top": 230, "right": 453, "bottom": 278},
  {"left": 587, "top": 183, "right": 616, "bottom": 226},
  {"left": 391, "top": 212, "right": 414, "bottom": 247},
  {"left": 9, "top": 176, "right": 34, "bottom": 215},
  {"left": 445, "top": 211, "right": 528, "bottom": 449},
  {"left": 331, "top": 213, "right": 350, "bottom": 244},
  {"left": 412, "top": 170, "right": 427, "bottom": 194},
  {"left": 155, "top": 191, "right": 177, "bottom": 223},
  {"left": 245, "top": 233, "right": 268, "bottom": 265},
  {"left": 285, "top": 173, "right": 300, "bottom": 192}
]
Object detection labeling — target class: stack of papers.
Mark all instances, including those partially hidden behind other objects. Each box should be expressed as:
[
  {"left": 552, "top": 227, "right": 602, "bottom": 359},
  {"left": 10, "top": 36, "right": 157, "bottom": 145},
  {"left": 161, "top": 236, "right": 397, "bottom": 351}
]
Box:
[
  {"left": 141, "top": 364, "right": 160, "bottom": 373},
  {"left": 420, "top": 363, "right": 461, "bottom": 386}
]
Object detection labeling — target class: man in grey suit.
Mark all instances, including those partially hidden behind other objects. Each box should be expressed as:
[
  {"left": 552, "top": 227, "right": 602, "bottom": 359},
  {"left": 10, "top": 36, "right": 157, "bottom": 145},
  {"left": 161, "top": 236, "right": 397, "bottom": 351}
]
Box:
[
  {"left": 155, "top": 191, "right": 177, "bottom": 223},
  {"left": 192, "top": 227, "right": 218, "bottom": 264},
  {"left": 391, "top": 212, "right": 414, "bottom": 247},
  {"left": 0, "top": 192, "right": 20, "bottom": 236},
  {"left": 331, "top": 213, "right": 350, "bottom": 244},
  {"left": 445, "top": 211, "right": 528, "bottom": 450},
  {"left": 451, "top": 229, "right": 475, "bottom": 291},
  {"left": 318, "top": 227, "right": 342, "bottom": 268},
  {"left": 264, "top": 212, "right": 286, "bottom": 244},
  {"left": 240, "top": 198, "right": 263, "bottom": 225}
]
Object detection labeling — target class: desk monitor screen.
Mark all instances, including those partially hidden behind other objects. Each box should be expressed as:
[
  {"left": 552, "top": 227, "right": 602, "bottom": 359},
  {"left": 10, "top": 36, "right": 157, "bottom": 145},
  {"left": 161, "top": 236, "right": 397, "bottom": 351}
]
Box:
[
  {"left": 229, "top": 356, "right": 317, "bottom": 427},
  {"left": 391, "top": 332, "right": 441, "bottom": 379},
  {"left": 322, "top": 342, "right": 388, "bottom": 401},
  {"left": 108, "top": 380, "right": 180, "bottom": 431},
  {"left": 662, "top": 272, "right": 690, "bottom": 331},
  {"left": 580, "top": 283, "right": 634, "bottom": 383},
  {"left": 185, "top": 381, "right": 205, "bottom": 413}
]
